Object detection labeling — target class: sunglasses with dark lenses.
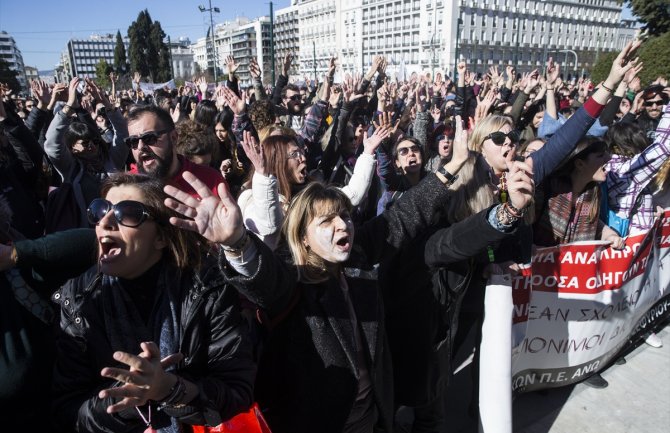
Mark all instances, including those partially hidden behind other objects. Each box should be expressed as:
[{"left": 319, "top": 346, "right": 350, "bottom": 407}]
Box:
[
  {"left": 643, "top": 100, "right": 664, "bottom": 107},
  {"left": 123, "top": 129, "right": 171, "bottom": 150},
  {"left": 397, "top": 144, "right": 420, "bottom": 156},
  {"left": 87, "top": 199, "right": 154, "bottom": 228},
  {"left": 483, "top": 130, "right": 520, "bottom": 146},
  {"left": 288, "top": 94, "right": 302, "bottom": 101}
]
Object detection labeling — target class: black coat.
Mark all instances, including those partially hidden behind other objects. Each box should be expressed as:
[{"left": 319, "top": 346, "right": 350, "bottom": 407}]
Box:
[
  {"left": 222, "top": 174, "right": 452, "bottom": 433},
  {"left": 382, "top": 206, "right": 517, "bottom": 406},
  {"left": 51, "top": 258, "right": 256, "bottom": 433}
]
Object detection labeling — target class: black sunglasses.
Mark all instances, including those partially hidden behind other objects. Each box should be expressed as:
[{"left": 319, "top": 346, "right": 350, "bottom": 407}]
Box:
[
  {"left": 643, "top": 99, "right": 664, "bottom": 107},
  {"left": 288, "top": 94, "right": 301, "bottom": 101},
  {"left": 483, "top": 130, "right": 520, "bottom": 146},
  {"left": 124, "top": 129, "right": 171, "bottom": 150},
  {"left": 397, "top": 144, "right": 420, "bottom": 156},
  {"left": 87, "top": 199, "right": 154, "bottom": 228}
]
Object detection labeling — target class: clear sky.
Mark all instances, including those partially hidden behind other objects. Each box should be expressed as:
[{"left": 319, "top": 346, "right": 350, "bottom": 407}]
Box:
[
  {"left": 1, "top": 0, "right": 634, "bottom": 72},
  {"left": 0, "top": 0, "right": 291, "bottom": 71}
]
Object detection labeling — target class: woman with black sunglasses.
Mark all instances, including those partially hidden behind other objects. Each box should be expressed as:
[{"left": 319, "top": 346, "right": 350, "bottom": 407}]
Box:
[
  {"left": 50, "top": 173, "right": 255, "bottom": 432},
  {"left": 44, "top": 77, "right": 129, "bottom": 233}
]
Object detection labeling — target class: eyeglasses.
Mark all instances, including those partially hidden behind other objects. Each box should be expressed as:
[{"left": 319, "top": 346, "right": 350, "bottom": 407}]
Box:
[
  {"left": 124, "top": 129, "right": 172, "bottom": 150},
  {"left": 87, "top": 199, "right": 154, "bottom": 228},
  {"left": 483, "top": 130, "right": 520, "bottom": 146},
  {"left": 397, "top": 144, "right": 420, "bottom": 156},
  {"left": 643, "top": 99, "right": 664, "bottom": 107},
  {"left": 287, "top": 149, "right": 306, "bottom": 160},
  {"left": 288, "top": 94, "right": 302, "bottom": 102}
]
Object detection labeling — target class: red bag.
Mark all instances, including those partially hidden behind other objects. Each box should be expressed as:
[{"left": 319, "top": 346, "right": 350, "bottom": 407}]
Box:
[{"left": 189, "top": 404, "right": 272, "bottom": 433}]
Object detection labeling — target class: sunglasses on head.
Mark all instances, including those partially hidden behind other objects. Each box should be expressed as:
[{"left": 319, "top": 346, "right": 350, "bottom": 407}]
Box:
[
  {"left": 87, "top": 199, "right": 154, "bottom": 228},
  {"left": 397, "top": 144, "right": 420, "bottom": 156},
  {"left": 483, "top": 130, "right": 519, "bottom": 146},
  {"left": 123, "top": 129, "right": 171, "bottom": 150}
]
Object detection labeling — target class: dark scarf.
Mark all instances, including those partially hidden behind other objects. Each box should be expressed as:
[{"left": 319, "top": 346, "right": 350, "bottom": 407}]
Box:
[
  {"left": 534, "top": 176, "right": 600, "bottom": 246},
  {"left": 100, "top": 259, "right": 184, "bottom": 433}
]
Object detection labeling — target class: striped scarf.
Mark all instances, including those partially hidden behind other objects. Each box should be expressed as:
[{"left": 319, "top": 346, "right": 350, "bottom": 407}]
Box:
[{"left": 534, "top": 177, "right": 601, "bottom": 246}]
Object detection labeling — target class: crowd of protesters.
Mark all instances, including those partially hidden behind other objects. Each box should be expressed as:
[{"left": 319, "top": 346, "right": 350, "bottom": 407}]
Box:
[{"left": 0, "top": 37, "right": 668, "bottom": 433}]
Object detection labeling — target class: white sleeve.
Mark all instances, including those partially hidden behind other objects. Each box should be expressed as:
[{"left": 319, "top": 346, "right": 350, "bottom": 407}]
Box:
[
  {"left": 238, "top": 172, "right": 285, "bottom": 250},
  {"left": 339, "top": 152, "right": 377, "bottom": 206}
]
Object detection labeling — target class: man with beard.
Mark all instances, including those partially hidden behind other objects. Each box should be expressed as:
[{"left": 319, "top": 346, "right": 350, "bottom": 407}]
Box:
[
  {"left": 127, "top": 105, "right": 224, "bottom": 198},
  {"left": 622, "top": 84, "right": 669, "bottom": 142}
]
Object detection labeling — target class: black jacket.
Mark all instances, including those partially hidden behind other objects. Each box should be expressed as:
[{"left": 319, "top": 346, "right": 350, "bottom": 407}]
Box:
[
  {"left": 222, "top": 174, "right": 452, "bottom": 433},
  {"left": 51, "top": 257, "right": 256, "bottom": 433},
  {"left": 382, "top": 206, "right": 517, "bottom": 406}
]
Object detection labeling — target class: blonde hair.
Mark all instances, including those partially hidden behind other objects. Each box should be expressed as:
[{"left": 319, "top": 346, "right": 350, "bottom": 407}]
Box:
[
  {"left": 468, "top": 115, "right": 514, "bottom": 153},
  {"left": 442, "top": 153, "right": 497, "bottom": 224},
  {"left": 282, "top": 182, "right": 352, "bottom": 284},
  {"left": 656, "top": 160, "right": 670, "bottom": 191}
]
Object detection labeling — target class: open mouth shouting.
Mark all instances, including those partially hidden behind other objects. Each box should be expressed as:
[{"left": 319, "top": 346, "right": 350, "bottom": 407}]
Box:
[
  {"left": 99, "top": 236, "right": 122, "bottom": 264},
  {"left": 335, "top": 234, "right": 351, "bottom": 253}
]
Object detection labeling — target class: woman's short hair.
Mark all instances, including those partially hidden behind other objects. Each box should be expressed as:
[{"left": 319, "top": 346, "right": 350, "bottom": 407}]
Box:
[
  {"left": 468, "top": 115, "right": 514, "bottom": 153},
  {"left": 99, "top": 173, "right": 204, "bottom": 270},
  {"left": 282, "top": 182, "right": 352, "bottom": 283},
  {"left": 175, "top": 120, "right": 218, "bottom": 160},
  {"left": 63, "top": 121, "right": 109, "bottom": 161}
]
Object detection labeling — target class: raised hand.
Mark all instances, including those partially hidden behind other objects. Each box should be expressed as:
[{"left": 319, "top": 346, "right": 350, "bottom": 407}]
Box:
[
  {"left": 221, "top": 86, "right": 245, "bottom": 115},
  {"left": 164, "top": 171, "right": 245, "bottom": 246},
  {"left": 226, "top": 55, "right": 239, "bottom": 75},
  {"left": 505, "top": 156, "right": 535, "bottom": 211},
  {"left": 282, "top": 53, "right": 293, "bottom": 76},
  {"left": 98, "top": 341, "right": 183, "bottom": 413},
  {"left": 430, "top": 106, "right": 442, "bottom": 123},
  {"left": 451, "top": 115, "right": 469, "bottom": 165},
  {"left": 31, "top": 80, "right": 51, "bottom": 109},
  {"left": 605, "top": 39, "right": 642, "bottom": 86},
  {"left": 241, "top": 130, "right": 266, "bottom": 176},
  {"left": 523, "top": 69, "right": 540, "bottom": 93},
  {"left": 545, "top": 57, "right": 560, "bottom": 86},
  {"left": 328, "top": 56, "right": 337, "bottom": 77},
  {"left": 65, "top": 77, "right": 80, "bottom": 109},
  {"left": 373, "top": 111, "right": 401, "bottom": 135},
  {"left": 249, "top": 57, "right": 261, "bottom": 80},
  {"left": 170, "top": 103, "right": 181, "bottom": 123},
  {"left": 196, "top": 76, "right": 208, "bottom": 94},
  {"left": 362, "top": 125, "right": 391, "bottom": 155}
]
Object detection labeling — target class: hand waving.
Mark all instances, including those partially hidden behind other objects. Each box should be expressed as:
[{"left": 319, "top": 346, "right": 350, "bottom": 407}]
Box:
[{"left": 164, "top": 172, "right": 245, "bottom": 246}]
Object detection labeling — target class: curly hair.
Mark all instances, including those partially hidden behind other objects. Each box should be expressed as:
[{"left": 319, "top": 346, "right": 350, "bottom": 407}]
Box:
[
  {"left": 175, "top": 120, "right": 218, "bottom": 161},
  {"left": 248, "top": 99, "right": 277, "bottom": 132}
]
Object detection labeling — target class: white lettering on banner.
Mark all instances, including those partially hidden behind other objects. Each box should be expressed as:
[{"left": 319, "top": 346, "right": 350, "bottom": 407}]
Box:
[
  {"left": 520, "top": 333, "right": 606, "bottom": 354},
  {"left": 571, "top": 360, "right": 600, "bottom": 380},
  {"left": 532, "top": 251, "right": 556, "bottom": 263},
  {"left": 514, "top": 303, "right": 529, "bottom": 318},
  {"left": 558, "top": 242, "right": 642, "bottom": 265}
]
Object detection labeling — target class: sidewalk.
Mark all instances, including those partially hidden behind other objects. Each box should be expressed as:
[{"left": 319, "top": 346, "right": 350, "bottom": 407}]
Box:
[{"left": 514, "top": 324, "right": 670, "bottom": 433}]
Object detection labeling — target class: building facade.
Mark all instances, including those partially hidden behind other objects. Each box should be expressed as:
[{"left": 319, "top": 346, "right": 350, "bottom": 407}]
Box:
[
  {"left": 58, "top": 34, "right": 129, "bottom": 81},
  {"left": 455, "top": 0, "right": 628, "bottom": 76},
  {"left": 0, "top": 31, "right": 27, "bottom": 90},
  {"left": 192, "top": 16, "right": 273, "bottom": 86},
  {"left": 169, "top": 37, "right": 196, "bottom": 80},
  {"left": 274, "top": 3, "right": 301, "bottom": 81}
]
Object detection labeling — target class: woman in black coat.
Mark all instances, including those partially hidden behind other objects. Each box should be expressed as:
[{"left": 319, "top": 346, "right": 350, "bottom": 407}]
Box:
[
  {"left": 51, "top": 173, "right": 255, "bottom": 433},
  {"left": 163, "top": 138, "right": 469, "bottom": 433}
]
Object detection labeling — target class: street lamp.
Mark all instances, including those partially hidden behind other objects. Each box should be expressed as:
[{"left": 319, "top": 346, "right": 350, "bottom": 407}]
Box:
[
  {"left": 454, "top": 17, "right": 463, "bottom": 77},
  {"left": 198, "top": 1, "right": 220, "bottom": 83}
]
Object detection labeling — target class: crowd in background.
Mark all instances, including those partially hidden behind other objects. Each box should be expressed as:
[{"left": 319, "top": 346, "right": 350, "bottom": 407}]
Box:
[{"left": 0, "top": 38, "right": 668, "bottom": 433}]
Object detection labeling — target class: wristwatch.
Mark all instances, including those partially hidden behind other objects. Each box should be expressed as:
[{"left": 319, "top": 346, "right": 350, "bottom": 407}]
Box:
[{"left": 437, "top": 166, "right": 459, "bottom": 185}]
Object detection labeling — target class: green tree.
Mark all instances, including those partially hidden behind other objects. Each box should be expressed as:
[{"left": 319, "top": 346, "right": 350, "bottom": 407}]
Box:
[
  {"left": 128, "top": 9, "right": 171, "bottom": 82},
  {"left": 636, "top": 31, "right": 670, "bottom": 84},
  {"left": 589, "top": 51, "right": 617, "bottom": 84},
  {"left": 113, "top": 30, "right": 128, "bottom": 75},
  {"left": 128, "top": 10, "right": 154, "bottom": 79},
  {"left": 94, "top": 59, "right": 113, "bottom": 89},
  {"left": 0, "top": 58, "right": 21, "bottom": 93},
  {"left": 150, "top": 21, "right": 172, "bottom": 82},
  {"left": 627, "top": 0, "right": 670, "bottom": 36}
]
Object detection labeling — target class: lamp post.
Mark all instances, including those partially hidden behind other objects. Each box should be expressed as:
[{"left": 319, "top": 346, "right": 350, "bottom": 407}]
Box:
[
  {"left": 558, "top": 49, "right": 578, "bottom": 74},
  {"left": 454, "top": 17, "right": 463, "bottom": 77},
  {"left": 199, "top": 1, "right": 220, "bottom": 83}
]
